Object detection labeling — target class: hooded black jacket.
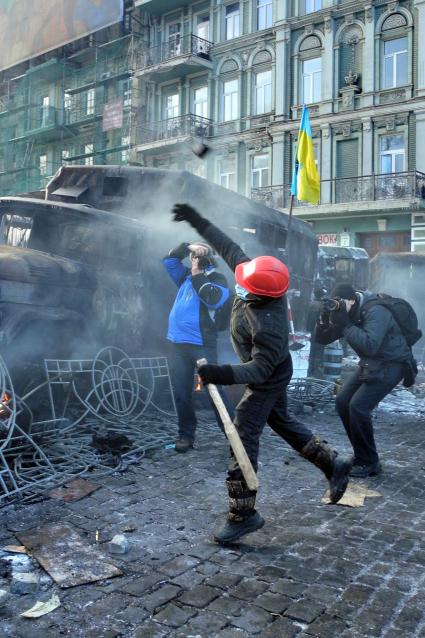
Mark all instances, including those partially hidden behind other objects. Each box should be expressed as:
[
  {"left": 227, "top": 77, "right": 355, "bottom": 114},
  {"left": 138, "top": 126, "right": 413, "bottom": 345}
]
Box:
[
  {"left": 315, "top": 291, "right": 412, "bottom": 364},
  {"left": 199, "top": 221, "right": 291, "bottom": 390}
]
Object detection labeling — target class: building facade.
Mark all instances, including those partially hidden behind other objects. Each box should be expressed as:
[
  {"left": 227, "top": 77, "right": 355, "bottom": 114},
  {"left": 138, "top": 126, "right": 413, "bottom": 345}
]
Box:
[{"left": 1, "top": 0, "right": 425, "bottom": 256}]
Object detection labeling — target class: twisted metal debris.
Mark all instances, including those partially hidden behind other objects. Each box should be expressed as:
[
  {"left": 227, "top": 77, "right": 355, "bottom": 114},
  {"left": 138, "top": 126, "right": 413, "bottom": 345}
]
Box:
[{"left": 0, "top": 347, "right": 178, "bottom": 506}]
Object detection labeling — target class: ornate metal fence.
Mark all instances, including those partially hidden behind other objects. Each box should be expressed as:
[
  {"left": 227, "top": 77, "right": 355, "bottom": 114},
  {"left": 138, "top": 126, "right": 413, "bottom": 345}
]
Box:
[{"left": 0, "top": 348, "right": 177, "bottom": 506}]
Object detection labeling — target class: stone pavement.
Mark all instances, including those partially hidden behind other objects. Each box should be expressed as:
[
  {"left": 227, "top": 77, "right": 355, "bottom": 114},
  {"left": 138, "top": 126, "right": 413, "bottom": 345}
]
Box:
[{"left": 1, "top": 405, "right": 425, "bottom": 638}]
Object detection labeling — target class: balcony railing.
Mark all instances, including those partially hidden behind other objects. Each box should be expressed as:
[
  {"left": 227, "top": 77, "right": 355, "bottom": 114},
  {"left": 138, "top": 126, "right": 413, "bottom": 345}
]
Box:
[
  {"left": 140, "top": 34, "right": 212, "bottom": 68},
  {"left": 135, "top": 114, "right": 212, "bottom": 145},
  {"left": 25, "top": 105, "right": 58, "bottom": 132},
  {"left": 251, "top": 172, "right": 425, "bottom": 209}
]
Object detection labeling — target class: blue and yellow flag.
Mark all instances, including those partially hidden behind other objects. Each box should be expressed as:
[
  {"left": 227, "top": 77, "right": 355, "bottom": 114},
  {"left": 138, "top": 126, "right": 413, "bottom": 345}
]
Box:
[{"left": 290, "top": 105, "right": 320, "bottom": 205}]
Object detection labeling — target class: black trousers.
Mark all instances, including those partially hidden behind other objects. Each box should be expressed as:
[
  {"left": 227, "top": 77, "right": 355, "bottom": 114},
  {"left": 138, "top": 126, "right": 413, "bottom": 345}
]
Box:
[
  {"left": 335, "top": 363, "right": 405, "bottom": 466},
  {"left": 168, "top": 342, "right": 233, "bottom": 442},
  {"left": 228, "top": 359, "right": 313, "bottom": 482}
]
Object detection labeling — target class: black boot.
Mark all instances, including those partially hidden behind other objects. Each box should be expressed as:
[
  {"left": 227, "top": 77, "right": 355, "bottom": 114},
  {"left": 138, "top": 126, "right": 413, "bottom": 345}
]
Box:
[
  {"left": 213, "top": 480, "right": 264, "bottom": 544},
  {"left": 301, "top": 436, "right": 353, "bottom": 504}
]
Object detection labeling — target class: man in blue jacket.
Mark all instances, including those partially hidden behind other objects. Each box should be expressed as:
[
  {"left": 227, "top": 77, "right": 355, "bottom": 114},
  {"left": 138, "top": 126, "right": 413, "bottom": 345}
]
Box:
[{"left": 164, "top": 241, "right": 231, "bottom": 452}]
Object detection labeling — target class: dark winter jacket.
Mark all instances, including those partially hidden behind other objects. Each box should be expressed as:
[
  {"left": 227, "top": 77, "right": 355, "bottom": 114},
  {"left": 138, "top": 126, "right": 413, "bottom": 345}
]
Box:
[
  {"left": 199, "top": 222, "right": 292, "bottom": 390},
  {"left": 315, "top": 291, "right": 412, "bottom": 364},
  {"left": 164, "top": 256, "right": 229, "bottom": 347}
]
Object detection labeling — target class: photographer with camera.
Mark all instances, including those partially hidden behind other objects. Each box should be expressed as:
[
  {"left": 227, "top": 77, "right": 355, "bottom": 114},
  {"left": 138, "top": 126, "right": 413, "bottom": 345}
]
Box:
[
  {"left": 164, "top": 241, "right": 232, "bottom": 452},
  {"left": 315, "top": 283, "right": 415, "bottom": 477}
]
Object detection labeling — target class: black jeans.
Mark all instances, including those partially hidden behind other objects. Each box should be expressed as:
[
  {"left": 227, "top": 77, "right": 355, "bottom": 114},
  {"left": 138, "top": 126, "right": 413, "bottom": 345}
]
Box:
[
  {"left": 168, "top": 342, "right": 233, "bottom": 442},
  {"left": 228, "top": 362, "right": 313, "bottom": 481},
  {"left": 335, "top": 363, "right": 405, "bottom": 466}
]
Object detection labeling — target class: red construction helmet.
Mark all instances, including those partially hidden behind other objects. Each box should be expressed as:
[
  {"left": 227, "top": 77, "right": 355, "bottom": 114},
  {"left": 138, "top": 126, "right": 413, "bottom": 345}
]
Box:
[{"left": 235, "top": 256, "right": 290, "bottom": 298}]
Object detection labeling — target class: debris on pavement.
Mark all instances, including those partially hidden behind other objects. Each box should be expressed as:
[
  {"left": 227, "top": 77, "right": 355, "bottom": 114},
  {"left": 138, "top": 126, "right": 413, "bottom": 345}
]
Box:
[
  {"left": 0, "top": 588, "right": 10, "bottom": 607},
  {"left": 21, "top": 594, "right": 61, "bottom": 618},
  {"left": 2, "top": 545, "right": 27, "bottom": 554},
  {"left": 322, "top": 482, "right": 382, "bottom": 507},
  {"left": 91, "top": 431, "right": 133, "bottom": 454},
  {"left": 10, "top": 572, "right": 39, "bottom": 595},
  {"left": 48, "top": 477, "right": 100, "bottom": 502},
  {"left": 108, "top": 534, "right": 130, "bottom": 554},
  {"left": 16, "top": 523, "right": 122, "bottom": 588}
]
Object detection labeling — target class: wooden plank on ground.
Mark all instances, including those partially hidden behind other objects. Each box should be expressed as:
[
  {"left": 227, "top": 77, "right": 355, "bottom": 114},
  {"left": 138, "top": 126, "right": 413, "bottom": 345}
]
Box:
[{"left": 16, "top": 523, "right": 122, "bottom": 588}]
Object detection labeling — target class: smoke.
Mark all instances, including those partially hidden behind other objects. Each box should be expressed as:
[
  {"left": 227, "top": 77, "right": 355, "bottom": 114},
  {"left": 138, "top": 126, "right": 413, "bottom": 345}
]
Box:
[
  {"left": 369, "top": 255, "right": 425, "bottom": 355},
  {"left": 1, "top": 167, "right": 319, "bottom": 404}
]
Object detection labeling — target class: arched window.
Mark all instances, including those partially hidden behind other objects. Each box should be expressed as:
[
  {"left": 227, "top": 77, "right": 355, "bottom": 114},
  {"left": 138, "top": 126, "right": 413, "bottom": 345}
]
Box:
[
  {"left": 380, "top": 13, "right": 409, "bottom": 89},
  {"left": 299, "top": 35, "right": 322, "bottom": 104},
  {"left": 252, "top": 50, "right": 273, "bottom": 115}
]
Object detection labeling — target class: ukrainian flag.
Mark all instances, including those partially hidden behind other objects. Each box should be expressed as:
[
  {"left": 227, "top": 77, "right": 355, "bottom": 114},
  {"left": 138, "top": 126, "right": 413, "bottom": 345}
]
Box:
[{"left": 290, "top": 105, "right": 320, "bottom": 205}]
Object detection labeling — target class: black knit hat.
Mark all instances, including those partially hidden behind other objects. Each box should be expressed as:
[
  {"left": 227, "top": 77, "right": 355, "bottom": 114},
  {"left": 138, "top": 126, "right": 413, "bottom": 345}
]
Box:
[{"left": 330, "top": 283, "right": 357, "bottom": 300}]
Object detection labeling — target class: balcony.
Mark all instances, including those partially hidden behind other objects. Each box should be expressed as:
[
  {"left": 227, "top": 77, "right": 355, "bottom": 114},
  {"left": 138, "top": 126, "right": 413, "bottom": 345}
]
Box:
[
  {"left": 10, "top": 105, "right": 60, "bottom": 141},
  {"left": 251, "top": 172, "right": 425, "bottom": 213},
  {"left": 135, "top": 0, "right": 193, "bottom": 14},
  {"left": 135, "top": 114, "right": 212, "bottom": 149},
  {"left": 135, "top": 34, "right": 213, "bottom": 82}
]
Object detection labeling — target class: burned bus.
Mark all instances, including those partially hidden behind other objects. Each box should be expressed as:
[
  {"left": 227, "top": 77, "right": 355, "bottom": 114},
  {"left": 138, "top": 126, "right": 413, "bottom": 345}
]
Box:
[{"left": 0, "top": 167, "right": 318, "bottom": 389}]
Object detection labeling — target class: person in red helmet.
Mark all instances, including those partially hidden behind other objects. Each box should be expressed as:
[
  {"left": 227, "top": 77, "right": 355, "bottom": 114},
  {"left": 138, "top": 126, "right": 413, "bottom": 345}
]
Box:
[{"left": 172, "top": 204, "right": 352, "bottom": 544}]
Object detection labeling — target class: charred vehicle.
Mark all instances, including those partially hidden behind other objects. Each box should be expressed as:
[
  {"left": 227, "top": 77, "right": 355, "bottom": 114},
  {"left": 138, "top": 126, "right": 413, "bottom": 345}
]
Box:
[
  {"left": 0, "top": 198, "right": 148, "bottom": 392},
  {"left": 0, "top": 167, "right": 318, "bottom": 391},
  {"left": 316, "top": 246, "right": 369, "bottom": 293}
]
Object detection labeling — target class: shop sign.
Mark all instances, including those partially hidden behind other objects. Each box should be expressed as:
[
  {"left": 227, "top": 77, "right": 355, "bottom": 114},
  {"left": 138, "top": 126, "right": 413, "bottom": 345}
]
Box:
[{"left": 317, "top": 233, "right": 337, "bottom": 246}]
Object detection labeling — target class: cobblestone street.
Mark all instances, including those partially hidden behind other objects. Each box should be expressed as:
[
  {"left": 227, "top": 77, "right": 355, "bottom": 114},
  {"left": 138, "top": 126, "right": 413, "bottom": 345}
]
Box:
[{"left": 1, "top": 405, "right": 425, "bottom": 638}]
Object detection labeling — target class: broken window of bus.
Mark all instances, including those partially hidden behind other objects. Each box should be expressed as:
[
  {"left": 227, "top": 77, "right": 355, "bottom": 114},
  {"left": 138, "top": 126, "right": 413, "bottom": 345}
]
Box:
[{"left": 0, "top": 214, "right": 33, "bottom": 247}]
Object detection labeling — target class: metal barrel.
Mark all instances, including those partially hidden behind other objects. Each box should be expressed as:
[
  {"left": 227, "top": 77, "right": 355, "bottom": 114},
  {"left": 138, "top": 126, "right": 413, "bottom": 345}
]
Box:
[{"left": 323, "top": 341, "right": 343, "bottom": 382}]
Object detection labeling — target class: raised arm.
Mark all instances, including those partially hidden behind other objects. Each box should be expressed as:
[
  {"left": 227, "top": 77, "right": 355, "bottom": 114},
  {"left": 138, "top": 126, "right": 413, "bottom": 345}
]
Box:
[{"left": 172, "top": 204, "right": 249, "bottom": 273}]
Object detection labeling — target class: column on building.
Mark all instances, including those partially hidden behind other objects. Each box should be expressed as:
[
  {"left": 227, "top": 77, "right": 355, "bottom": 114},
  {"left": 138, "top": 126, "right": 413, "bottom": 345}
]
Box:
[
  {"left": 362, "top": 118, "right": 373, "bottom": 175},
  {"left": 362, "top": 5, "right": 375, "bottom": 106},
  {"left": 416, "top": 111, "right": 425, "bottom": 171},
  {"left": 416, "top": 0, "right": 425, "bottom": 97},
  {"left": 274, "top": 26, "right": 290, "bottom": 120},
  {"left": 321, "top": 18, "right": 334, "bottom": 114}
]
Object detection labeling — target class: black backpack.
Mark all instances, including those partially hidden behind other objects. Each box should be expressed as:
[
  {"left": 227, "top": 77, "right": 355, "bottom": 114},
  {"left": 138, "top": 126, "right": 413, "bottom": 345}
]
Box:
[
  {"left": 363, "top": 294, "right": 423, "bottom": 347},
  {"left": 214, "top": 294, "right": 234, "bottom": 331}
]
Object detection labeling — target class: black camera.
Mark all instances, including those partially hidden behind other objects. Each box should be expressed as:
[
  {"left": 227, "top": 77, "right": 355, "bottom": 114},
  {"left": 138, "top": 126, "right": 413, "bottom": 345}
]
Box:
[{"left": 321, "top": 297, "right": 342, "bottom": 312}]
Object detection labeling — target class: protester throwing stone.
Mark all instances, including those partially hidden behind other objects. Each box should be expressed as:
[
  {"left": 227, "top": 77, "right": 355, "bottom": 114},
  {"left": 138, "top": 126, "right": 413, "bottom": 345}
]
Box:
[{"left": 171, "top": 203, "right": 352, "bottom": 544}]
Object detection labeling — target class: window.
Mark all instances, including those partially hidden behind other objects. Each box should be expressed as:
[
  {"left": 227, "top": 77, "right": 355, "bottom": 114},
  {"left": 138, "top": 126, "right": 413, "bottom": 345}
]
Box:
[
  {"left": 257, "top": 0, "right": 272, "bottom": 29},
  {"left": 219, "top": 158, "right": 236, "bottom": 190},
  {"left": 39, "top": 154, "right": 47, "bottom": 176},
  {"left": 84, "top": 144, "right": 94, "bottom": 166},
  {"left": 41, "top": 96, "right": 50, "bottom": 127},
  {"left": 86, "top": 88, "right": 95, "bottom": 116},
  {"left": 382, "top": 37, "right": 408, "bottom": 89},
  {"left": 62, "top": 149, "right": 70, "bottom": 165},
  {"left": 165, "top": 93, "right": 179, "bottom": 119},
  {"left": 302, "top": 57, "right": 321, "bottom": 104},
  {"left": 305, "top": 0, "right": 321, "bottom": 13},
  {"left": 251, "top": 154, "right": 270, "bottom": 188},
  {"left": 194, "top": 86, "right": 208, "bottom": 119},
  {"left": 121, "top": 136, "right": 130, "bottom": 163},
  {"left": 225, "top": 3, "right": 240, "bottom": 40},
  {"left": 0, "top": 214, "right": 33, "bottom": 248},
  {"left": 197, "top": 15, "right": 210, "bottom": 41},
  {"left": 380, "top": 134, "right": 405, "bottom": 173},
  {"left": 121, "top": 79, "right": 132, "bottom": 107},
  {"left": 168, "top": 22, "right": 181, "bottom": 57},
  {"left": 254, "top": 70, "right": 272, "bottom": 114},
  {"left": 223, "top": 79, "right": 239, "bottom": 121}
]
